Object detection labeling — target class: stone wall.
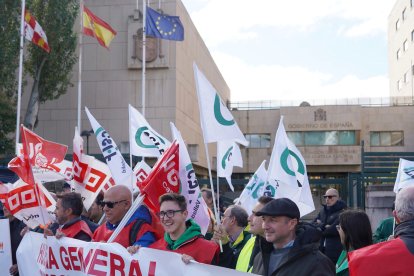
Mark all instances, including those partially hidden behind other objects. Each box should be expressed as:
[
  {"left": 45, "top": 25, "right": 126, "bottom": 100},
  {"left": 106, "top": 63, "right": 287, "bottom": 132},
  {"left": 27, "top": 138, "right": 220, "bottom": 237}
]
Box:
[{"left": 365, "top": 184, "right": 395, "bottom": 230}]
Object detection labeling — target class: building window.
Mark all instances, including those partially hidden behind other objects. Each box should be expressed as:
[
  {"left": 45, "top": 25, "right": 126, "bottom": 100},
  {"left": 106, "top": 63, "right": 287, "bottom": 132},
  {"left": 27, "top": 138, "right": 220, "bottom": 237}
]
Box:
[
  {"left": 245, "top": 134, "right": 271, "bottom": 148},
  {"left": 370, "top": 131, "right": 404, "bottom": 146},
  {"left": 403, "top": 8, "right": 407, "bottom": 20},
  {"left": 188, "top": 144, "right": 199, "bottom": 162},
  {"left": 404, "top": 40, "right": 409, "bottom": 51},
  {"left": 287, "top": 131, "right": 358, "bottom": 146},
  {"left": 412, "top": 0, "right": 414, "bottom": 8},
  {"left": 397, "top": 49, "right": 402, "bottom": 59},
  {"left": 398, "top": 79, "right": 403, "bottom": 90},
  {"left": 396, "top": 19, "right": 401, "bottom": 30}
]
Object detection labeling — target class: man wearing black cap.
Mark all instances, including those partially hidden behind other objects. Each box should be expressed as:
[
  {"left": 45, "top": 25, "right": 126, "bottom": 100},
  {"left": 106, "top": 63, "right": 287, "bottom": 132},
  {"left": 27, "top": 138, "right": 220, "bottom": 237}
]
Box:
[{"left": 252, "top": 198, "right": 335, "bottom": 276}]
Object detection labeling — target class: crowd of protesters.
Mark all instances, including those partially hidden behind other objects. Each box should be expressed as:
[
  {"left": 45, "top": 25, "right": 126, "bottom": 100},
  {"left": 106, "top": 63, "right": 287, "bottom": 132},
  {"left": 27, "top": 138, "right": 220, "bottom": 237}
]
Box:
[{"left": 3, "top": 184, "right": 414, "bottom": 276}]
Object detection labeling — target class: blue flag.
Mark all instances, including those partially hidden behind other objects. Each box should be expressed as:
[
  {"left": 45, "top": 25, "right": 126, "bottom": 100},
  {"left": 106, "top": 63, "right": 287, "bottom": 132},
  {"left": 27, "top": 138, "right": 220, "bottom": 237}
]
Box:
[{"left": 145, "top": 7, "right": 184, "bottom": 41}]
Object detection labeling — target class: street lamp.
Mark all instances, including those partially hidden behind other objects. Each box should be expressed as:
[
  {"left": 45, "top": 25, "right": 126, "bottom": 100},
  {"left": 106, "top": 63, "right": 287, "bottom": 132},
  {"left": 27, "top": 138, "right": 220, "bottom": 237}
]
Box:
[{"left": 81, "top": 129, "right": 94, "bottom": 154}]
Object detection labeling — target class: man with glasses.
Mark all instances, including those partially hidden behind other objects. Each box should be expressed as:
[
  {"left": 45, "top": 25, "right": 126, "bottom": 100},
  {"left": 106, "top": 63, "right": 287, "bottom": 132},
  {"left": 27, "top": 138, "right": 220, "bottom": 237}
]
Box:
[
  {"left": 93, "top": 185, "right": 158, "bottom": 248},
  {"left": 252, "top": 198, "right": 335, "bottom": 276},
  {"left": 148, "top": 193, "right": 219, "bottom": 264},
  {"left": 313, "top": 188, "right": 346, "bottom": 264}
]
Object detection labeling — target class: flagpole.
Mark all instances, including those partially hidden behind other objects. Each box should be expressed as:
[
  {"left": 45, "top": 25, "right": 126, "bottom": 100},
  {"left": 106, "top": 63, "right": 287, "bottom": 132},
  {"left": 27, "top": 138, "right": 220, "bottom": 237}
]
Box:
[
  {"left": 15, "top": 0, "right": 26, "bottom": 154},
  {"left": 203, "top": 143, "right": 221, "bottom": 225},
  {"left": 266, "top": 116, "right": 283, "bottom": 182},
  {"left": 77, "top": 0, "right": 84, "bottom": 131},
  {"left": 142, "top": 1, "right": 147, "bottom": 116}
]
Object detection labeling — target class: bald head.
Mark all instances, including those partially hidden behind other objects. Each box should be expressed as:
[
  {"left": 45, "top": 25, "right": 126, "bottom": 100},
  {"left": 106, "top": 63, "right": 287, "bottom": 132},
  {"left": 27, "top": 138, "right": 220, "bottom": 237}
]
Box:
[
  {"left": 395, "top": 186, "right": 414, "bottom": 223},
  {"left": 106, "top": 185, "right": 133, "bottom": 202},
  {"left": 103, "top": 185, "right": 132, "bottom": 224}
]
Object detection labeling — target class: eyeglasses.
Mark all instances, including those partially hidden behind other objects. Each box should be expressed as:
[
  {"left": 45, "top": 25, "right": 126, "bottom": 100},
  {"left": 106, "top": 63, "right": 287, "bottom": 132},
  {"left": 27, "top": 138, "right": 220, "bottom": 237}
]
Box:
[
  {"left": 336, "top": 225, "right": 341, "bottom": 231},
  {"left": 323, "top": 195, "right": 337, "bottom": 199},
  {"left": 100, "top": 200, "right": 127, "bottom": 209},
  {"left": 157, "top": 209, "right": 184, "bottom": 219}
]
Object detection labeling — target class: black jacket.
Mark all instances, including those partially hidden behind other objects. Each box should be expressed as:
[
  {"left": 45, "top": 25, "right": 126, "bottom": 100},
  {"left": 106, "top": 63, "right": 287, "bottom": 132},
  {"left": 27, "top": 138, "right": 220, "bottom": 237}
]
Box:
[
  {"left": 395, "top": 219, "right": 414, "bottom": 254},
  {"left": 313, "top": 200, "right": 346, "bottom": 263},
  {"left": 252, "top": 222, "right": 335, "bottom": 276}
]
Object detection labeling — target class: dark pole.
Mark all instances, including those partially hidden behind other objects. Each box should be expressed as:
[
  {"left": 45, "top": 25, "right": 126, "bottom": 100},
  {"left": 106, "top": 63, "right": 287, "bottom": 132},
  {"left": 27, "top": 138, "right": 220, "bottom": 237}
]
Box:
[{"left": 86, "top": 135, "right": 90, "bottom": 155}]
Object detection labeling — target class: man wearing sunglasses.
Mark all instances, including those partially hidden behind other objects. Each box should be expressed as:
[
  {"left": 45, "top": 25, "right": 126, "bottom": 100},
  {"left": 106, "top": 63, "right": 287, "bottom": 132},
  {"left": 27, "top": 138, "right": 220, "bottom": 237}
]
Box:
[
  {"left": 93, "top": 185, "right": 158, "bottom": 248},
  {"left": 312, "top": 188, "right": 347, "bottom": 264},
  {"left": 147, "top": 193, "right": 219, "bottom": 264}
]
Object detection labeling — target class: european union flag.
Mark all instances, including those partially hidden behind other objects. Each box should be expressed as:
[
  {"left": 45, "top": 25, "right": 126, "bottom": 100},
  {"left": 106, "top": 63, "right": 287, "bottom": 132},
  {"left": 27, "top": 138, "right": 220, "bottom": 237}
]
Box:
[{"left": 145, "top": 7, "right": 184, "bottom": 41}]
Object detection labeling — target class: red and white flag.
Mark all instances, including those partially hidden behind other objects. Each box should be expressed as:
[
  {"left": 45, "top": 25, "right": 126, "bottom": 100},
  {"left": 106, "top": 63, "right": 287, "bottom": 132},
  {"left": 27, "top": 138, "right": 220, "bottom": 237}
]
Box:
[
  {"left": 24, "top": 9, "right": 50, "bottom": 53},
  {"left": 132, "top": 160, "right": 152, "bottom": 193},
  {"left": 71, "top": 128, "right": 111, "bottom": 210},
  {"left": 4, "top": 180, "right": 55, "bottom": 229},
  {"left": 8, "top": 126, "right": 67, "bottom": 184}
]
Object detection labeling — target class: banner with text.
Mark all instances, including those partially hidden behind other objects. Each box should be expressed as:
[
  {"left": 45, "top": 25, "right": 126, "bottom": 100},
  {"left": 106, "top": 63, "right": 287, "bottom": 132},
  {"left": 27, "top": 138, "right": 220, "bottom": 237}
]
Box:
[
  {"left": 17, "top": 232, "right": 253, "bottom": 276},
  {"left": 0, "top": 219, "right": 12, "bottom": 276}
]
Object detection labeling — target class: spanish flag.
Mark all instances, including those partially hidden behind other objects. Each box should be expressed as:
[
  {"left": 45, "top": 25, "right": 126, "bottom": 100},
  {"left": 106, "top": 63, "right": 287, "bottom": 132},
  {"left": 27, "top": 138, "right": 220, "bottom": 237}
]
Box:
[{"left": 82, "top": 6, "right": 117, "bottom": 49}]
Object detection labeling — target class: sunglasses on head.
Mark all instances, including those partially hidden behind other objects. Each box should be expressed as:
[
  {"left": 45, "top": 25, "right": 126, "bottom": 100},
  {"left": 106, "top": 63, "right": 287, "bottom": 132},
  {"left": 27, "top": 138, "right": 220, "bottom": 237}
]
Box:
[
  {"left": 99, "top": 200, "right": 127, "bottom": 208},
  {"left": 323, "top": 195, "right": 337, "bottom": 199}
]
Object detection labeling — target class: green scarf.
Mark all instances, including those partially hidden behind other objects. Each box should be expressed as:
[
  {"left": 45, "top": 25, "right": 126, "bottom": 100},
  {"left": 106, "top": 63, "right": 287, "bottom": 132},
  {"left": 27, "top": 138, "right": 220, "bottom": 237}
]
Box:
[{"left": 164, "top": 219, "right": 202, "bottom": 250}]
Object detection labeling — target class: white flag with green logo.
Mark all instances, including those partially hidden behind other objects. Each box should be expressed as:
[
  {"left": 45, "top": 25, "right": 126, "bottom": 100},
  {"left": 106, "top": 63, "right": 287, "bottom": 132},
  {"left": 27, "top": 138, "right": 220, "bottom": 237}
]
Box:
[
  {"left": 193, "top": 63, "right": 248, "bottom": 146},
  {"left": 236, "top": 160, "right": 268, "bottom": 215},
  {"left": 394, "top": 158, "right": 414, "bottom": 193},
  {"left": 267, "top": 116, "right": 315, "bottom": 217},
  {"left": 217, "top": 140, "right": 243, "bottom": 191},
  {"left": 129, "top": 105, "right": 171, "bottom": 157},
  {"left": 171, "top": 123, "right": 210, "bottom": 235},
  {"left": 85, "top": 107, "right": 133, "bottom": 190}
]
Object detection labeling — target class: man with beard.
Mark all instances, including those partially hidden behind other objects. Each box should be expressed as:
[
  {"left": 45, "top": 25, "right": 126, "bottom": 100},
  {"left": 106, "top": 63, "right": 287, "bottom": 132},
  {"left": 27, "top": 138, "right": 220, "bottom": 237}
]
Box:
[{"left": 44, "top": 192, "right": 92, "bottom": 241}]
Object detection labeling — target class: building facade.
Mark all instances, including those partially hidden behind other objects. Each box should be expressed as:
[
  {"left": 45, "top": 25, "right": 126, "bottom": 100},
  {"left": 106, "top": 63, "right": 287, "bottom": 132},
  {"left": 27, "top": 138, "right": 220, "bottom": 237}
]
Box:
[{"left": 389, "top": 0, "right": 414, "bottom": 104}]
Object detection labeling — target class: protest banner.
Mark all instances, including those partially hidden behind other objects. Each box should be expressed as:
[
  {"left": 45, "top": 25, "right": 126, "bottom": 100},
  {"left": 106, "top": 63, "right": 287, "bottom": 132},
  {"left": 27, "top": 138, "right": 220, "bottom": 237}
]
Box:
[
  {"left": 17, "top": 232, "right": 254, "bottom": 276},
  {"left": 0, "top": 219, "right": 12, "bottom": 276}
]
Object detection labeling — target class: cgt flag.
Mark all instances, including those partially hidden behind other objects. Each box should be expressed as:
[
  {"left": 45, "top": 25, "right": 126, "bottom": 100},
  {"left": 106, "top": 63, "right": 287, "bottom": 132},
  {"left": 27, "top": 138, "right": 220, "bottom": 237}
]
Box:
[
  {"left": 145, "top": 6, "right": 184, "bottom": 41},
  {"left": 24, "top": 9, "right": 50, "bottom": 53},
  {"left": 85, "top": 107, "right": 133, "bottom": 190},
  {"left": 193, "top": 63, "right": 248, "bottom": 146},
  {"left": 129, "top": 104, "right": 171, "bottom": 157},
  {"left": 267, "top": 116, "right": 315, "bottom": 217},
  {"left": 83, "top": 5, "right": 117, "bottom": 49}
]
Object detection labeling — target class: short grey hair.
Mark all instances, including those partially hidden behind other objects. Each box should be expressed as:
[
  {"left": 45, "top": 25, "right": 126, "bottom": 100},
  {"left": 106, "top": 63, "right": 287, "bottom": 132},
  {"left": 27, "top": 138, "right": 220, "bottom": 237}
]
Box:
[
  {"left": 395, "top": 186, "right": 414, "bottom": 222},
  {"left": 229, "top": 205, "right": 248, "bottom": 227}
]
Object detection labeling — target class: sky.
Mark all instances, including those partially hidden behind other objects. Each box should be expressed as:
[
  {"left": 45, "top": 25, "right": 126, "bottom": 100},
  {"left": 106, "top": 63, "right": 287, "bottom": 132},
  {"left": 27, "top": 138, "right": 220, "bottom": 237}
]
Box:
[{"left": 181, "top": 0, "right": 396, "bottom": 103}]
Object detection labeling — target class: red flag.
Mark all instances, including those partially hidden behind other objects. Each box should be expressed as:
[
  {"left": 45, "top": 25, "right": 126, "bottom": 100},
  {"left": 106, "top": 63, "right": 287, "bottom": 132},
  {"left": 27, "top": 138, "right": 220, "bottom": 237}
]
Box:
[
  {"left": 139, "top": 141, "right": 180, "bottom": 212},
  {"left": 9, "top": 126, "right": 67, "bottom": 184},
  {"left": 22, "top": 126, "right": 67, "bottom": 168}
]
